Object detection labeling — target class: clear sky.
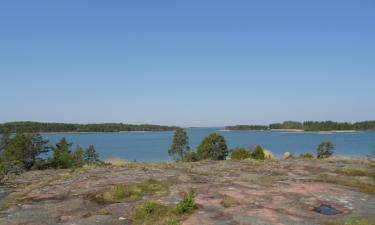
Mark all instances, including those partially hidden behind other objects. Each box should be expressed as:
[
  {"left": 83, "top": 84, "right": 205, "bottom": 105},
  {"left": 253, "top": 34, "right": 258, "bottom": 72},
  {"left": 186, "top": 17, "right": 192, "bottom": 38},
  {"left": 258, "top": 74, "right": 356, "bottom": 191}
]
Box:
[{"left": 0, "top": 0, "right": 374, "bottom": 127}]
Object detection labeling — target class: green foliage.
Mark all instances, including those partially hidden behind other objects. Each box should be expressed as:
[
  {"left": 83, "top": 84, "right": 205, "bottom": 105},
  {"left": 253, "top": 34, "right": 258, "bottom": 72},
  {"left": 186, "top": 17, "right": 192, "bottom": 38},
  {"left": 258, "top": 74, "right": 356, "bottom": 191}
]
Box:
[
  {"left": 182, "top": 151, "right": 200, "bottom": 162},
  {"left": 72, "top": 145, "right": 85, "bottom": 167},
  {"left": 197, "top": 133, "right": 228, "bottom": 160},
  {"left": 168, "top": 128, "right": 190, "bottom": 161},
  {"left": 225, "top": 125, "right": 268, "bottom": 131},
  {"left": 0, "top": 160, "right": 24, "bottom": 183},
  {"left": 175, "top": 189, "right": 198, "bottom": 214},
  {"left": 298, "top": 153, "right": 314, "bottom": 159},
  {"left": 84, "top": 145, "right": 99, "bottom": 165},
  {"left": 317, "top": 141, "right": 334, "bottom": 159},
  {"left": 130, "top": 201, "right": 178, "bottom": 225},
  {"left": 51, "top": 138, "right": 100, "bottom": 169},
  {"left": 3, "top": 133, "right": 49, "bottom": 170},
  {"left": 0, "top": 121, "right": 178, "bottom": 133},
  {"left": 0, "top": 128, "right": 10, "bottom": 154},
  {"left": 130, "top": 188, "right": 197, "bottom": 225},
  {"left": 94, "top": 179, "right": 174, "bottom": 203},
  {"left": 51, "top": 138, "right": 73, "bottom": 169},
  {"left": 112, "top": 184, "right": 127, "bottom": 200},
  {"left": 252, "top": 145, "right": 265, "bottom": 160},
  {"left": 269, "top": 120, "right": 375, "bottom": 131},
  {"left": 230, "top": 148, "right": 251, "bottom": 160}
]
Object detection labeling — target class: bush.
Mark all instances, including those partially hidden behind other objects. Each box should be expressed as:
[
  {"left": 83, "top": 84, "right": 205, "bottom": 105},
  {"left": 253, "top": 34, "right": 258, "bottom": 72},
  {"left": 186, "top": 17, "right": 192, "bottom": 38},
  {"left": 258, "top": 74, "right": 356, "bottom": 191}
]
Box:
[
  {"left": 0, "top": 161, "right": 24, "bottom": 183},
  {"left": 175, "top": 189, "right": 198, "bottom": 214},
  {"left": 84, "top": 145, "right": 100, "bottom": 165},
  {"left": 182, "top": 151, "right": 200, "bottom": 162},
  {"left": 317, "top": 141, "right": 334, "bottom": 159},
  {"left": 197, "top": 133, "right": 228, "bottom": 160},
  {"left": 299, "top": 153, "right": 314, "bottom": 159},
  {"left": 231, "top": 148, "right": 251, "bottom": 160},
  {"left": 252, "top": 145, "right": 265, "bottom": 160}
]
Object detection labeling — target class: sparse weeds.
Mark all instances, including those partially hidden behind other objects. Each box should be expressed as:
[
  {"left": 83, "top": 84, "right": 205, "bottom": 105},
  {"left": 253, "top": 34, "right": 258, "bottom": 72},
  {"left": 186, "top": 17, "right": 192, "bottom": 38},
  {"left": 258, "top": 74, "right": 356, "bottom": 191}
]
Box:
[
  {"left": 317, "top": 174, "right": 375, "bottom": 195},
  {"left": 130, "top": 188, "right": 197, "bottom": 225},
  {"left": 220, "top": 195, "right": 239, "bottom": 208},
  {"left": 334, "top": 168, "right": 375, "bottom": 178},
  {"left": 85, "top": 179, "right": 174, "bottom": 204}
]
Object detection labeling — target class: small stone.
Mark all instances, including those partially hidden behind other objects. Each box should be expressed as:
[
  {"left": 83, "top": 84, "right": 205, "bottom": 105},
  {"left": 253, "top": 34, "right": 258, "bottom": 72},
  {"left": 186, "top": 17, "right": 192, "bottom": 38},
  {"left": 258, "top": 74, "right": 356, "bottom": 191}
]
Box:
[{"left": 119, "top": 217, "right": 126, "bottom": 220}]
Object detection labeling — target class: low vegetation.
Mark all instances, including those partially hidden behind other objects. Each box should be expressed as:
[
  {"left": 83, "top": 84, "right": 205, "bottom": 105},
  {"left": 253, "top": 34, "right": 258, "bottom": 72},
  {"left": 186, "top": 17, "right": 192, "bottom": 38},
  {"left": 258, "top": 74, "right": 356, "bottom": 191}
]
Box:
[
  {"left": 220, "top": 195, "right": 239, "bottom": 208},
  {"left": 317, "top": 174, "right": 375, "bottom": 195},
  {"left": 0, "top": 131, "right": 100, "bottom": 183},
  {"left": 130, "top": 189, "right": 197, "bottom": 225},
  {"left": 317, "top": 141, "right": 334, "bottom": 158},
  {"left": 230, "top": 145, "right": 266, "bottom": 160},
  {"left": 86, "top": 179, "right": 174, "bottom": 204},
  {"left": 334, "top": 168, "right": 375, "bottom": 178}
]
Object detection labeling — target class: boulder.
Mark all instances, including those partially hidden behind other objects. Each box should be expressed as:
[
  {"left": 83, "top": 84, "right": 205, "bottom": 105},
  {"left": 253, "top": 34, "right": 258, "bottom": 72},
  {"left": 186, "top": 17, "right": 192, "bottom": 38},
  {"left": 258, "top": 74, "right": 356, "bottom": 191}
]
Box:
[
  {"left": 263, "top": 150, "right": 275, "bottom": 159},
  {"left": 283, "top": 152, "right": 292, "bottom": 160}
]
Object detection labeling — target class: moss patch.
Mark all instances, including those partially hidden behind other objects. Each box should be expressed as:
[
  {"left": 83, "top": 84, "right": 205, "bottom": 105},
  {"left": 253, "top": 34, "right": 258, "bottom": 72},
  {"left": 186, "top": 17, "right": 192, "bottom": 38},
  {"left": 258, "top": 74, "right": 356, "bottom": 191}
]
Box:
[{"left": 220, "top": 195, "right": 239, "bottom": 208}]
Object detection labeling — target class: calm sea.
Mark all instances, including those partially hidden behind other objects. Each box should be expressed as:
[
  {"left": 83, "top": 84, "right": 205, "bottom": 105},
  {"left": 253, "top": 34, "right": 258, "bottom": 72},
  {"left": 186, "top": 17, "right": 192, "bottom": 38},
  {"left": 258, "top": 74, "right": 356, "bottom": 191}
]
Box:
[
  {"left": 41, "top": 128, "right": 375, "bottom": 162},
  {"left": 40, "top": 128, "right": 375, "bottom": 162}
]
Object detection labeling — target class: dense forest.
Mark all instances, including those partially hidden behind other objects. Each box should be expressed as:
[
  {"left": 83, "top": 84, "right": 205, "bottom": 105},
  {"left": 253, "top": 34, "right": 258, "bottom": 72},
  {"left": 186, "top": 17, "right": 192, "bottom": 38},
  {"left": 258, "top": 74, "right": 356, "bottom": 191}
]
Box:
[
  {"left": 225, "top": 121, "right": 375, "bottom": 131},
  {"left": 0, "top": 121, "right": 179, "bottom": 133},
  {"left": 224, "top": 125, "right": 268, "bottom": 131}
]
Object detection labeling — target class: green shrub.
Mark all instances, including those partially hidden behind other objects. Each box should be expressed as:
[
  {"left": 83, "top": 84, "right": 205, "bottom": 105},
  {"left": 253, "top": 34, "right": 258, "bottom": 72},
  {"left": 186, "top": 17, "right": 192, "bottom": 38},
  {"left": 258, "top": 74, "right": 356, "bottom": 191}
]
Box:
[
  {"left": 252, "top": 145, "right": 265, "bottom": 160},
  {"left": 130, "top": 201, "right": 178, "bottom": 225},
  {"left": 112, "top": 184, "right": 128, "bottom": 200},
  {"left": 182, "top": 151, "right": 200, "bottom": 162},
  {"left": 175, "top": 189, "right": 198, "bottom": 214},
  {"left": 317, "top": 141, "right": 334, "bottom": 159},
  {"left": 299, "top": 153, "right": 314, "bottom": 159},
  {"left": 231, "top": 148, "right": 251, "bottom": 160},
  {"left": 197, "top": 133, "right": 228, "bottom": 160}
]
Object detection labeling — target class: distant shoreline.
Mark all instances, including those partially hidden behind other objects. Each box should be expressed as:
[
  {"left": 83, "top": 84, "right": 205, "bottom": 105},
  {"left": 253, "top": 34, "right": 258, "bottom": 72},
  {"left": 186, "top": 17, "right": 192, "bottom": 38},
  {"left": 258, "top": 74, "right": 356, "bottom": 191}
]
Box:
[
  {"left": 222, "top": 128, "right": 362, "bottom": 133},
  {"left": 39, "top": 130, "right": 164, "bottom": 134}
]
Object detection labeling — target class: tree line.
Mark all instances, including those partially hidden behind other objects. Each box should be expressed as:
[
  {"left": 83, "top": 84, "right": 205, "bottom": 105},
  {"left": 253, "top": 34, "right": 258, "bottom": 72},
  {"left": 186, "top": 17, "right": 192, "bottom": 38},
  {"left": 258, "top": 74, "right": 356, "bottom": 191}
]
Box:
[
  {"left": 168, "top": 128, "right": 336, "bottom": 162},
  {"left": 0, "top": 121, "right": 179, "bottom": 133},
  {"left": 0, "top": 130, "right": 100, "bottom": 182},
  {"left": 225, "top": 120, "right": 375, "bottom": 131}
]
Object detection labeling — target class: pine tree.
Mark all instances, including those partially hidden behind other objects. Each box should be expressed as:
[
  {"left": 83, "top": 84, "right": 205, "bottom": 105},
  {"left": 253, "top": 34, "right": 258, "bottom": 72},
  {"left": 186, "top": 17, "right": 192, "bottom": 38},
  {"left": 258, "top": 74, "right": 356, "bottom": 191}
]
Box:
[{"left": 168, "top": 128, "right": 190, "bottom": 160}]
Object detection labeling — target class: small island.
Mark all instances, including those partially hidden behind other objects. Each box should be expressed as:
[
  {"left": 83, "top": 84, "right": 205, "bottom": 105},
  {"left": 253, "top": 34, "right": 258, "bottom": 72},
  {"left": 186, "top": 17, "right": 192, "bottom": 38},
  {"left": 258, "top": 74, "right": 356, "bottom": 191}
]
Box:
[{"left": 225, "top": 120, "right": 375, "bottom": 131}]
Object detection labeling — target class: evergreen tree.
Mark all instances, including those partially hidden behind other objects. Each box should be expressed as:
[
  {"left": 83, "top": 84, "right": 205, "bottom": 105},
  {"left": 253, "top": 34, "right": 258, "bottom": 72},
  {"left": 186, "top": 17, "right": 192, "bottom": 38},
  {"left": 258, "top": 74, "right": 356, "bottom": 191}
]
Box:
[
  {"left": 72, "top": 145, "right": 85, "bottom": 167},
  {"left": 168, "top": 128, "right": 190, "bottom": 160},
  {"left": 4, "top": 133, "right": 49, "bottom": 170},
  {"left": 316, "top": 141, "right": 334, "bottom": 159},
  {"left": 84, "top": 145, "right": 99, "bottom": 164},
  {"left": 0, "top": 128, "right": 10, "bottom": 155},
  {"left": 197, "top": 133, "right": 228, "bottom": 160},
  {"left": 51, "top": 137, "right": 74, "bottom": 168},
  {"left": 252, "top": 145, "right": 265, "bottom": 160}
]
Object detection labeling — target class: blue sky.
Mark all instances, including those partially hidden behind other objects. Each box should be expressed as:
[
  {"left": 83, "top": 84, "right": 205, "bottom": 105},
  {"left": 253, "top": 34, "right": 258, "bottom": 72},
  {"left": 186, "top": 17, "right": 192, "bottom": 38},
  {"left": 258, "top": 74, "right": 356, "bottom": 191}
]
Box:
[{"left": 0, "top": 0, "right": 374, "bottom": 126}]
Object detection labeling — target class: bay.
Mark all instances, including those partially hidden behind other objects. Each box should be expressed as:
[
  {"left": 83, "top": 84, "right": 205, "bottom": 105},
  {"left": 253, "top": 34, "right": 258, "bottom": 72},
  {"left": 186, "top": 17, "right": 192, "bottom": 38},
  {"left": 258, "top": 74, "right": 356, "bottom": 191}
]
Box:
[{"left": 41, "top": 128, "right": 375, "bottom": 162}]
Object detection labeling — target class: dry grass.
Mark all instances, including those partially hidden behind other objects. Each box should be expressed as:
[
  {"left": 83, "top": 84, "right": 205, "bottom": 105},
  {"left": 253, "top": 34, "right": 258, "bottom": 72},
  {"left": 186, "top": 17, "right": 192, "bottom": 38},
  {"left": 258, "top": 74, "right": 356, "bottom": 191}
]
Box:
[
  {"left": 317, "top": 174, "right": 375, "bottom": 195},
  {"left": 84, "top": 179, "right": 175, "bottom": 204},
  {"left": 220, "top": 195, "right": 239, "bottom": 208}
]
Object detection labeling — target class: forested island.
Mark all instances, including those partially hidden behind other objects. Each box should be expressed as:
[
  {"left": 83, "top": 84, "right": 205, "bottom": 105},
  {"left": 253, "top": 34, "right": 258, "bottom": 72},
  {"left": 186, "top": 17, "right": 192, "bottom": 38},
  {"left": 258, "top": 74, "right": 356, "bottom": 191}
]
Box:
[
  {"left": 0, "top": 121, "right": 178, "bottom": 133},
  {"left": 225, "top": 120, "right": 375, "bottom": 131},
  {"left": 224, "top": 125, "right": 269, "bottom": 131}
]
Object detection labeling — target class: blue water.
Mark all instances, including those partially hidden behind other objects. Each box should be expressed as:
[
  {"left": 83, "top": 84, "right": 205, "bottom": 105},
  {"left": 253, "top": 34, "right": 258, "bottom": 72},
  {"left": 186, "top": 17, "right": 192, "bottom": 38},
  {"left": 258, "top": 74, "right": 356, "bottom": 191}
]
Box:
[{"left": 41, "top": 128, "right": 375, "bottom": 162}]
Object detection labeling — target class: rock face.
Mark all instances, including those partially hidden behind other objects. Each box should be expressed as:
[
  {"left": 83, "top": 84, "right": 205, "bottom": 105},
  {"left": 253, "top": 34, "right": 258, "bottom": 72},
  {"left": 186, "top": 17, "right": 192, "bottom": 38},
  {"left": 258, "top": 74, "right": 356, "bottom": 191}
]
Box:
[
  {"left": 263, "top": 149, "right": 275, "bottom": 159},
  {"left": 0, "top": 159, "right": 374, "bottom": 225},
  {"left": 283, "top": 151, "right": 292, "bottom": 159}
]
